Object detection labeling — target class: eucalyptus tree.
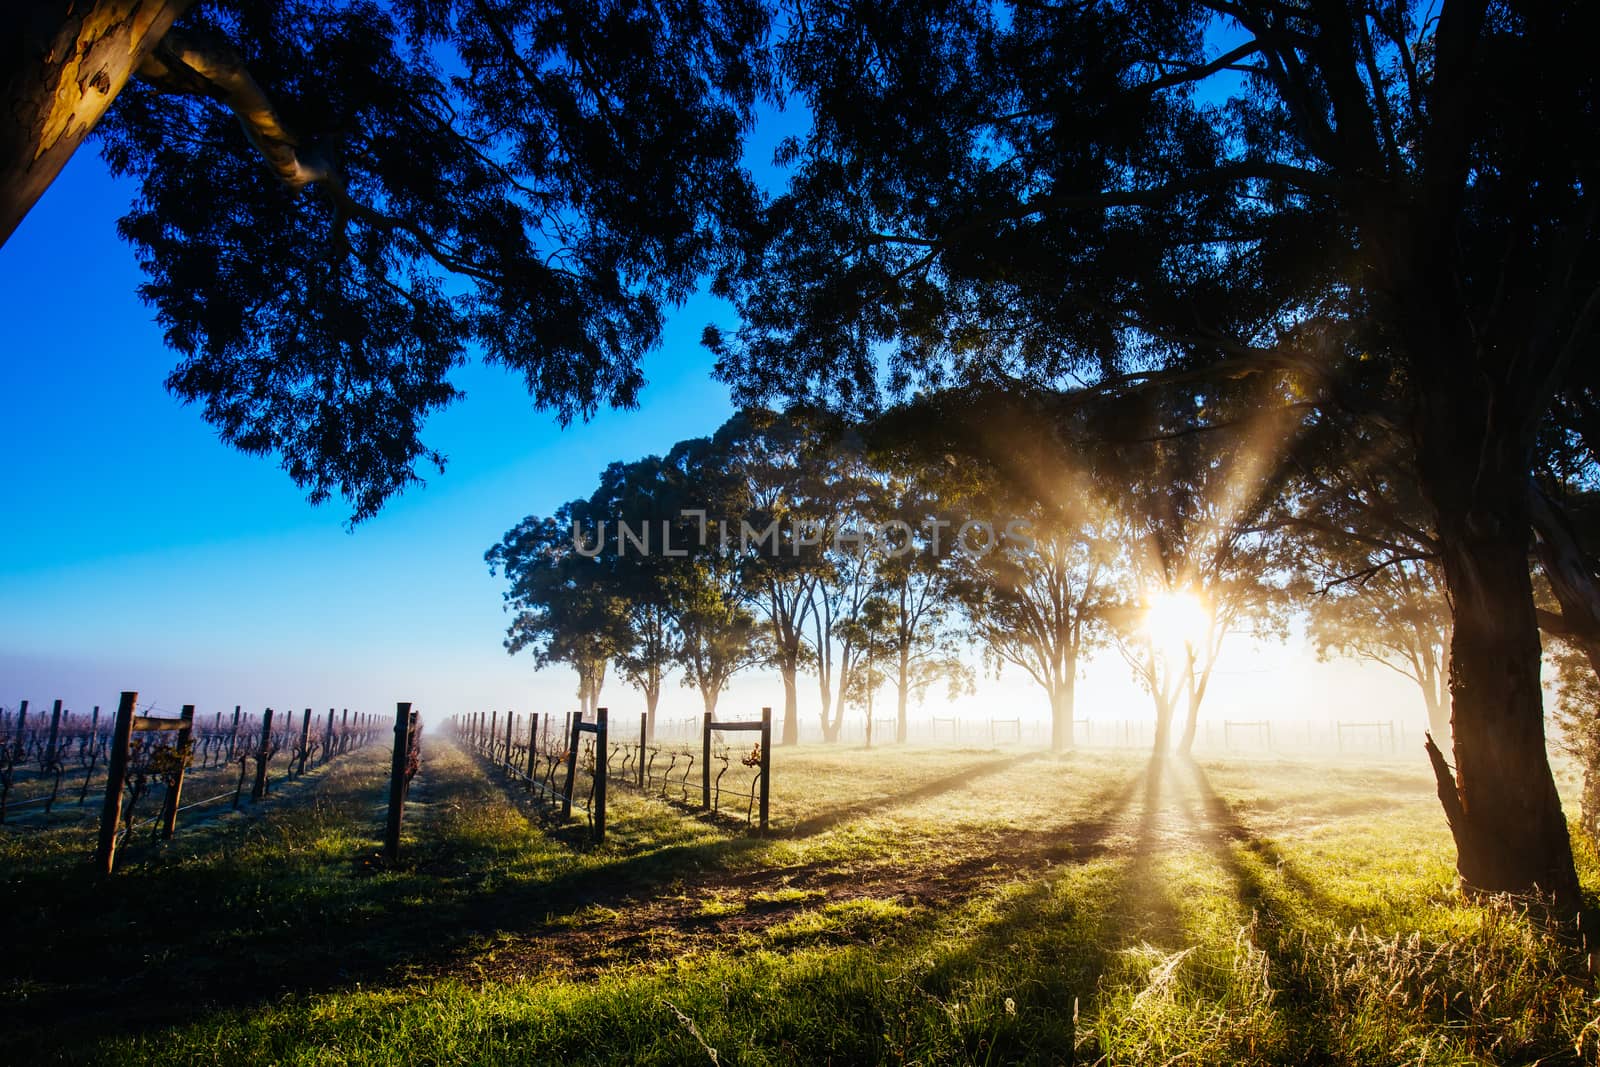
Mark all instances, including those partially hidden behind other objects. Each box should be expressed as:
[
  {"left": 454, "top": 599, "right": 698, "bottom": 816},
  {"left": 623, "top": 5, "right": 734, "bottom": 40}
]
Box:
[
  {"left": 709, "top": 409, "right": 844, "bottom": 744},
  {"left": 486, "top": 502, "right": 628, "bottom": 718},
  {"left": 661, "top": 434, "right": 769, "bottom": 716},
  {"left": 863, "top": 453, "right": 973, "bottom": 744},
  {"left": 710, "top": 1, "right": 1599, "bottom": 907},
  {"left": 1304, "top": 557, "right": 1449, "bottom": 740},
  {"left": 585, "top": 456, "right": 685, "bottom": 739},
  {"left": 958, "top": 504, "right": 1116, "bottom": 753},
  {"left": 1097, "top": 383, "right": 1298, "bottom": 756},
  {"left": 803, "top": 434, "right": 885, "bottom": 743},
  {"left": 6, "top": 0, "right": 770, "bottom": 521}
]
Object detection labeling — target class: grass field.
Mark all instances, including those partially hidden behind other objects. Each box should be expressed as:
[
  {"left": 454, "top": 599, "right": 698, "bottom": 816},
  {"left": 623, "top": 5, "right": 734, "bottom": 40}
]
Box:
[{"left": 4, "top": 732, "right": 1599, "bottom": 1064}]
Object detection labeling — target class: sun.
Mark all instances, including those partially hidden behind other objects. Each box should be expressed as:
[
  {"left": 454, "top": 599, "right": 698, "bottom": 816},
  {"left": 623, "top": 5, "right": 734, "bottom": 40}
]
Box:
[{"left": 1144, "top": 588, "right": 1209, "bottom": 657}]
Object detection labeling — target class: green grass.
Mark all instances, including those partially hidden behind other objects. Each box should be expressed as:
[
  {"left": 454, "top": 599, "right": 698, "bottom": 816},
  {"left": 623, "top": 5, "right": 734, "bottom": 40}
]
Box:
[{"left": 5, "top": 734, "right": 1598, "bottom": 1064}]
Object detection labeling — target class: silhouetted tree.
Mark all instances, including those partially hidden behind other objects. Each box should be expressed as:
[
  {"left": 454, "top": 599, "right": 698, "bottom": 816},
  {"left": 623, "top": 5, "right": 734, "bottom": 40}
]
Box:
[
  {"left": 5, "top": 0, "right": 769, "bottom": 521},
  {"left": 710, "top": 1, "right": 1599, "bottom": 909},
  {"left": 584, "top": 456, "right": 687, "bottom": 739},
  {"left": 863, "top": 453, "right": 973, "bottom": 744},
  {"left": 661, "top": 435, "right": 769, "bottom": 715},
  {"left": 1099, "top": 385, "right": 1296, "bottom": 757},
  {"left": 487, "top": 502, "right": 627, "bottom": 717},
  {"left": 1306, "top": 560, "right": 1449, "bottom": 741}
]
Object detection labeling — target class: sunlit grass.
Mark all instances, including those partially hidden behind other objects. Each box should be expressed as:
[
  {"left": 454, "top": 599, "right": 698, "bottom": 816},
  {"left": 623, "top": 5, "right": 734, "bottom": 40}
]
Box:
[{"left": 5, "top": 733, "right": 1597, "bottom": 1064}]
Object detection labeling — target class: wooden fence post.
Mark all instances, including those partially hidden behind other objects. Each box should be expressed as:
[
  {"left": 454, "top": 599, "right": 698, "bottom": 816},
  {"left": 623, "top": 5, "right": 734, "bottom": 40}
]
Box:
[
  {"left": 47, "top": 698, "right": 62, "bottom": 762},
  {"left": 561, "top": 713, "right": 582, "bottom": 818},
  {"left": 759, "top": 706, "right": 772, "bottom": 833},
  {"left": 505, "top": 710, "right": 515, "bottom": 774},
  {"left": 594, "top": 708, "right": 608, "bottom": 841},
  {"left": 701, "top": 711, "right": 712, "bottom": 810},
  {"left": 252, "top": 708, "right": 274, "bottom": 801},
  {"left": 638, "top": 712, "right": 647, "bottom": 788},
  {"left": 296, "top": 708, "right": 312, "bottom": 775},
  {"left": 384, "top": 702, "right": 412, "bottom": 861},
  {"left": 324, "top": 708, "right": 335, "bottom": 764},
  {"left": 227, "top": 705, "right": 240, "bottom": 761},
  {"left": 93, "top": 691, "right": 138, "bottom": 874},
  {"left": 158, "top": 704, "right": 196, "bottom": 839},
  {"left": 526, "top": 712, "right": 539, "bottom": 789}
]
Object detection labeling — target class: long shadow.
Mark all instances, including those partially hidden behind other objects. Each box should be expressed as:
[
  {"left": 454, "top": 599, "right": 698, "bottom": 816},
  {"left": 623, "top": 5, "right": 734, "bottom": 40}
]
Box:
[
  {"left": 783, "top": 750, "right": 1049, "bottom": 838},
  {"left": 1110, "top": 755, "right": 1187, "bottom": 947},
  {"left": 909, "top": 761, "right": 1189, "bottom": 1062},
  {"left": 1175, "top": 759, "right": 1386, "bottom": 1063},
  {"left": 1180, "top": 757, "right": 1340, "bottom": 915},
  {"left": 432, "top": 757, "right": 1146, "bottom": 950},
  {"left": 0, "top": 744, "right": 1146, "bottom": 1056}
]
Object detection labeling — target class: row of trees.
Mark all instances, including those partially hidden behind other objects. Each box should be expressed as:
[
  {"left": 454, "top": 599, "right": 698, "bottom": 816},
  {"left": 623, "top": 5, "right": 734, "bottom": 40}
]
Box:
[{"left": 487, "top": 400, "right": 1455, "bottom": 758}]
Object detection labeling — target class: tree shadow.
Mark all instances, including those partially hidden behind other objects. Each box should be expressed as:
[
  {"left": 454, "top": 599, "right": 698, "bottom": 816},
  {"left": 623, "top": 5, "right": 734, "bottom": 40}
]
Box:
[
  {"left": 1111, "top": 755, "right": 1188, "bottom": 947},
  {"left": 1179, "top": 757, "right": 1340, "bottom": 916},
  {"left": 782, "top": 751, "right": 1049, "bottom": 838},
  {"left": 0, "top": 744, "right": 1142, "bottom": 1055}
]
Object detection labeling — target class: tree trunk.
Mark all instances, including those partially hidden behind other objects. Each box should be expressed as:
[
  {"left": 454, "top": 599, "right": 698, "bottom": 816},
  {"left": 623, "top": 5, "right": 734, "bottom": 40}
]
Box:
[
  {"left": 1428, "top": 522, "right": 1580, "bottom": 908},
  {"left": 829, "top": 660, "right": 852, "bottom": 744},
  {"left": 895, "top": 645, "right": 910, "bottom": 744},
  {"left": 780, "top": 658, "right": 798, "bottom": 745},
  {"left": 2, "top": 1, "right": 193, "bottom": 245},
  {"left": 1416, "top": 398, "right": 1580, "bottom": 911},
  {"left": 1176, "top": 689, "right": 1200, "bottom": 756},
  {"left": 1150, "top": 693, "right": 1173, "bottom": 757},
  {"left": 1049, "top": 675, "right": 1075, "bottom": 752},
  {"left": 644, "top": 685, "right": 659, "bottom": 742}
]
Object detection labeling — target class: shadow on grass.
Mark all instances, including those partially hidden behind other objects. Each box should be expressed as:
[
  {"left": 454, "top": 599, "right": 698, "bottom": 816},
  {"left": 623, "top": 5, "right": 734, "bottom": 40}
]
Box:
[
  {"left": 782, "top": 750, "right": 1049, "bottom": 838},
  {"left": 1181, "top": 758, "right": 1340, "bottom": 916},
  {"left": 0, "top": 740, "right": 1155, "bottom": 1058}
]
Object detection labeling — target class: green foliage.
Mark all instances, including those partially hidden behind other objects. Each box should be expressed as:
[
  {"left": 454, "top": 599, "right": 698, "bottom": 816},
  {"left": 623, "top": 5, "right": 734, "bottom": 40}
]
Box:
[{"left": 95, "top": 0, "right": 771, "bottom": 521}]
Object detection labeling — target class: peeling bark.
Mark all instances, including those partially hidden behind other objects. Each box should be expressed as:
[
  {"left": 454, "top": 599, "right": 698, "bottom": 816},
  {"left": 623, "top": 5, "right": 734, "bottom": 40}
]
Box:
[{"left": 1, "top": 0, "right": 193, "bottom": 244}]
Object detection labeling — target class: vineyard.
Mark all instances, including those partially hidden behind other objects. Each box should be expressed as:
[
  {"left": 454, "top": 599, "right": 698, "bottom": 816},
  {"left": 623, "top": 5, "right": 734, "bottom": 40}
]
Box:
[
  {"left": 0, "top": 695, "right": 418, "bottom": 874},
  {"left": 4, "top": 710, "right": 1598, "bottom": 1064},
  {"left": 452, "top": 708, "right": 771, "bottom": 838}
]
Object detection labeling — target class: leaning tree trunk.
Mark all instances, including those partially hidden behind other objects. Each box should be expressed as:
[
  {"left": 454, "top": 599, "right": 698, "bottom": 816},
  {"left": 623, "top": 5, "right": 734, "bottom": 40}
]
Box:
[
  {"left": 1417, "top": 395, "right": 1581, "bottom": 912},
  {"left": 1176, "top": 690, "right": 1200, "bottom": 757},
  {"left": 2, "top": 0, "right": 192, "bottom": 245}
]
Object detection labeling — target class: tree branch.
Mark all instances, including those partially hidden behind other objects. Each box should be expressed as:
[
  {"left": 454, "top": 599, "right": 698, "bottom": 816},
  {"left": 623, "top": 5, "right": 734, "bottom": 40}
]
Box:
[{"left": 136, "top": 28, "right": 334, "bottom": 190}]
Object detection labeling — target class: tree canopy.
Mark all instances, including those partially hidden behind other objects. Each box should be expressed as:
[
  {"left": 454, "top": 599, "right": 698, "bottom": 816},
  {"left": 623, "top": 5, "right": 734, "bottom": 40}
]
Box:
[
  {"left": 8, "top": 0, "right": 770, "bottom": 520},
  {"left": 705, "top": 1, "right": 1600, "bottom": 908}
]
